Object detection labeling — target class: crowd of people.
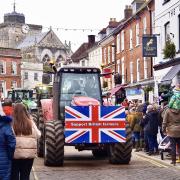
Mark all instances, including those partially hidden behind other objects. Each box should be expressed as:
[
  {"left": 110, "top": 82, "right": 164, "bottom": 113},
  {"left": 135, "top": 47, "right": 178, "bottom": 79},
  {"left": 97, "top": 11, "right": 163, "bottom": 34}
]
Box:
[
  {"left": 124, "top": 84, "right": 180, "bottom": 166},
  {"left": 0, "top": 101, "right": 41, "bottom": 180}
]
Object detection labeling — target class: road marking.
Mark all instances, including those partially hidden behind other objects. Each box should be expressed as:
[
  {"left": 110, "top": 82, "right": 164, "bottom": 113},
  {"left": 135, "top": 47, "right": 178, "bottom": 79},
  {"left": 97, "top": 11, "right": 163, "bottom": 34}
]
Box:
[
  {"left": 135, "top": 154, "right": 168, "bottom": 168},
  {"left": 32, "top": 167, "right": 39, "bottom": 180}
]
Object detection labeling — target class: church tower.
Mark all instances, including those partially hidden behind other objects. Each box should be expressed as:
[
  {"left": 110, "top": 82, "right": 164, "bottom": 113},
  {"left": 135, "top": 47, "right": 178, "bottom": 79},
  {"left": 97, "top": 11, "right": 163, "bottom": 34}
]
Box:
[{"left": 0, "top": 2, "right": 42, "bottom": 48}]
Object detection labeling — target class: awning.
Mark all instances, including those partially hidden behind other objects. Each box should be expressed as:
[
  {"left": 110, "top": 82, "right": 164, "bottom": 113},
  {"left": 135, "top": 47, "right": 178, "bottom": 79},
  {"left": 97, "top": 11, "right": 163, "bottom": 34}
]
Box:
[
  {"left": 110, "top": 85, "right": 123, "bottom": 97},
  {"left": 161, "top": 64, "right": 180, "bottom": 84}
]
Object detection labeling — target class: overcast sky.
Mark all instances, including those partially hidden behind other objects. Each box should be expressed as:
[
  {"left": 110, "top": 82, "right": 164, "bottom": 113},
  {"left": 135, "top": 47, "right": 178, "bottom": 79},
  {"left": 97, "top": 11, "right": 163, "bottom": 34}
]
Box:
[{"left": 0, "top": 0, "right": 132, "bottom": 51}]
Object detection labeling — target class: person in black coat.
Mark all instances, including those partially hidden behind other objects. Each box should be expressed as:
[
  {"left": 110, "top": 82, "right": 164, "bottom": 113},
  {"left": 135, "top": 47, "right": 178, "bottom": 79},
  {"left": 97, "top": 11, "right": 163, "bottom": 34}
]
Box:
[
  {"left": 143, "top": 105, "right": 159, "bottom": 155},
  {"left": 0, "top": 102, "right": 16, "bottom": 180}
]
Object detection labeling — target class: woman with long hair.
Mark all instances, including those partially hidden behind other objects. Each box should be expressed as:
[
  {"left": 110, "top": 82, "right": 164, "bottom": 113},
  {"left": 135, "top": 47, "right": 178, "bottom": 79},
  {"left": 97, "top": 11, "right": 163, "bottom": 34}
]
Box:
[{"left": 11, "top": 103, "right": 41, "bottom": 180}]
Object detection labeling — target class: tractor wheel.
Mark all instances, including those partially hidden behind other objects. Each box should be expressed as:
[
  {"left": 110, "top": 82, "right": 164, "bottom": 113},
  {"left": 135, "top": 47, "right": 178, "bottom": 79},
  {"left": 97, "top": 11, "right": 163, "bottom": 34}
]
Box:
[
  {"left": 92, "top": 149, "right": 108, "bottom": 159},
  {"left": 109, "top": 123, "right": 132, "bottom": 164},
  {"left": 44, "top": 121, "right": 64, "bottom": 166},
  {"left": 37, "top": 117, "right": 44, "bottom": 157}
]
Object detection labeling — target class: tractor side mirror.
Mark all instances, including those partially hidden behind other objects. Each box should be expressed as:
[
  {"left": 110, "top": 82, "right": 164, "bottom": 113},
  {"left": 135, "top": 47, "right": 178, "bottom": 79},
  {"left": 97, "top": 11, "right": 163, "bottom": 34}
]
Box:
[{"left": 42, "top": 73, "right": 51, "bottom": 84}]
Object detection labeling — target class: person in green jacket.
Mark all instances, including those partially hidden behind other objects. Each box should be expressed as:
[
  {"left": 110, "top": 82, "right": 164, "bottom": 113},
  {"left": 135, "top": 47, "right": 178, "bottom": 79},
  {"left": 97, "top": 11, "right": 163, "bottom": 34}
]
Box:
[{"left": 168, "top": 86, "right": 180, "bottom": 110}]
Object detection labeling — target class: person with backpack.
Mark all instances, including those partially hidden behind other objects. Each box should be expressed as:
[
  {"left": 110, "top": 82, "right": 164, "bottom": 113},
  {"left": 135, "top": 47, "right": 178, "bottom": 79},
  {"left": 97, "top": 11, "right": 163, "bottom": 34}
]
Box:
[
  {"left": 11, "top": 103, "right": 41, "bottom": 180},
  {"left": 162, "top": 84, "right": 180, "bottom": 165},
  {"left": 0, "top": 101, "right": 16, "bottom": 180}
]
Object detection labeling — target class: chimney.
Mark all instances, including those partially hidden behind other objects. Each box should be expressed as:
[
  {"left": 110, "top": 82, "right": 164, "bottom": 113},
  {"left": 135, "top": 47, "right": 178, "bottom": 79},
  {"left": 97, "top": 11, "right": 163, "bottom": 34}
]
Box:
[
  {"left": 88, "top": 35, "right": 95, "bottom": 46},
  {"left": 124, "top": 5, "right": 133, "bottom": 19}
]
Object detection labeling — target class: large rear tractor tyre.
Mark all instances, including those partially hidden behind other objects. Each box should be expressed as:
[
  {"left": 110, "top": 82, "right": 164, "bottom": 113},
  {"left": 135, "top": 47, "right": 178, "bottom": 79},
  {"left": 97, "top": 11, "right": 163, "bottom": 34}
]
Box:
[
  {"left": 44, "top": 121, "right": 64, "bottom": 166},
  {"left": 37, "top": 117, "right": 44, "bottom": 157},
  {"left": 109, "top": 123, "right": 132, "bottom": 164}
]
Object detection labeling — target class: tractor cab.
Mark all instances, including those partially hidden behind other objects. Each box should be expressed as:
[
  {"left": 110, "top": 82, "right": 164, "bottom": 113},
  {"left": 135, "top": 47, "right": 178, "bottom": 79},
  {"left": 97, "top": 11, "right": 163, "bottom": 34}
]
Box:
[{"left": 56, "top": 67, "right": 103, "bottom": 120}]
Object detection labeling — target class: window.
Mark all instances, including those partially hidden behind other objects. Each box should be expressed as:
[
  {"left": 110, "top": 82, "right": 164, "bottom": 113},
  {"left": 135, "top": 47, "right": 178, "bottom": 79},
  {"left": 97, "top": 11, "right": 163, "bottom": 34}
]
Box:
[
  {"left": 164, "top": 22, "right": 170, "bottom": 42},
  {"left": 117, "top": 60, "right": 120, "bottom": 74},
  {"left": 143, "top": 17, "right": 147, "bottom": 34},
  {"left": 136, "top": 23, "right": 140, "bottom": 45},
  {"left": 42, "top": 54, "right": 50, "bottom": 65},
  {"left": 108, "top": 46, "right": 111, "bottom": 64},
  {"left": 144, "top": 58, "right": 148, "bottom": 79},
  {"left": 121, "top": 57, "right": 125, "bottom": 84},
  {"left": 34, "top": 73, "right": 38, "bottom": 81},
  {"left": 11, "top": 62, "right": 17, "bottom": 75},
  {"left": 163, "top": 0, "right": 170, "bottom": 5},
  {"left": 103, "top": 48, "right": 107, "bottom": 63},
  {"left": 56, "top": 55, "right": 63, "bottom": 67},
  {"left": 24, "top": 72, "right": 28, "bottom": 80},
  {"left": 0, "top": 61, "right": 6, "bottom": 74},
  {"left": 137, "top": 59, "right": 140, "bottom": 81},
  {"left": 81, "top": 60, "right": 85, "bottom": 66},
  {"left": 151, "top": 11, "right": 155, "bottom": 34},
  {"left": 130, "top": 62, "right": 133, "bottom": 83},
  {"left": 116, "top": 34, "right": 120, "bottom": 53},
  {"left": 178, "top": 15, "right": 180, "bottom": 50},
  {"left": 11, "top": 81, "right": 17, "bottom": 89},
  {"left": 129, "top": 29, "right": 133, "bottom": 49},
  {"left": 0, "top": 81, "right": 6, "bottom": 99},
  {"left": 121, "top": 30, "right": 125, "bottom": 51},
  {"left": 112, "top": 44, "right": 115, "bottom": 62}
]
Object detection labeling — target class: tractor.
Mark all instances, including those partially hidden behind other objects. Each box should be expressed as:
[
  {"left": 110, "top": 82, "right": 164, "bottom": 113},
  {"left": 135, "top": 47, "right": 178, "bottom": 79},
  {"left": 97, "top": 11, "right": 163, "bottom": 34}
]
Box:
[
  {"left": 35, "top": 66, "right": 132, "bottom": 166},
  {"left": 6, "top": 88, "right": 37, "bottom": 113}
]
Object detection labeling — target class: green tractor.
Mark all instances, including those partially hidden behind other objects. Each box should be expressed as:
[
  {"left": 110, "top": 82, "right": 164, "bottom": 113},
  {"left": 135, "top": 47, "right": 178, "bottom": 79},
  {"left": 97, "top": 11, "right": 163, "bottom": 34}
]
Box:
[{"left": 7, "top": 88, "right": 37, "bottom": 113}]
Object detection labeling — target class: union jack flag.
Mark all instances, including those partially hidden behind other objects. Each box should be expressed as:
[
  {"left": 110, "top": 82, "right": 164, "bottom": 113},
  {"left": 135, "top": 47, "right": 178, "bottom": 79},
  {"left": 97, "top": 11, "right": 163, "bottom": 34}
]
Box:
[{"left": 65, "top": 106, "right": 126, "bottom": 144}]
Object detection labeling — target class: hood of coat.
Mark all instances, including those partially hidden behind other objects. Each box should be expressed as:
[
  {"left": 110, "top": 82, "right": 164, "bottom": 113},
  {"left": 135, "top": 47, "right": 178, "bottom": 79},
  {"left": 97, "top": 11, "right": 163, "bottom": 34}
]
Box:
[
  {"left": 169, "top": 108, "right": 180, "bottom": 114},
  {"left": 0, "top": 115, "right": 12, "bottom": 128}
]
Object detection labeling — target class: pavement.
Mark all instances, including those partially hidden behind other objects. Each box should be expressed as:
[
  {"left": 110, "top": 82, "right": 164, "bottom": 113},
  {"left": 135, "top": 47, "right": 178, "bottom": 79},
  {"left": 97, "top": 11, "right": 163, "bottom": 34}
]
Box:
[{"left": 134, "top": 150, "right": 180, "bottom": 169}]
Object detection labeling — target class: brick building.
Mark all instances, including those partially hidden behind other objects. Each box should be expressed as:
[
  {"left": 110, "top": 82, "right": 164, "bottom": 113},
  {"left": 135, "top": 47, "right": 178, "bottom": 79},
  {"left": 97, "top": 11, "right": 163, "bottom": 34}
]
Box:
[
  {"left": 115, "top": 0, "right": 155, "bottom": 103},
  {"left": 99, "top": 0, "right": 155, "bottom": 103},
  {"left": 0, "top": 47, "right": 21, "bottom": 99}
]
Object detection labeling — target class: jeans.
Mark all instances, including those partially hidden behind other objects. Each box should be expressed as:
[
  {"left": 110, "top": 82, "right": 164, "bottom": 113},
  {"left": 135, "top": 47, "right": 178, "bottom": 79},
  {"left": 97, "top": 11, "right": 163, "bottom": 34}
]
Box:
[
  {"left": 133, "top": 132, "right": 140, "bottom": 142},
  {"left": 169, "top": 137, "right": 180, "bottom": 157},
  {"left": 11, "top": 159, "right": 34, "bottom": 180},
  {"left": 144, "top": 132, "right": 149, "bottom": 152},
  {"left": 148, "top": 134, "right": 158, "bottom": 153}
]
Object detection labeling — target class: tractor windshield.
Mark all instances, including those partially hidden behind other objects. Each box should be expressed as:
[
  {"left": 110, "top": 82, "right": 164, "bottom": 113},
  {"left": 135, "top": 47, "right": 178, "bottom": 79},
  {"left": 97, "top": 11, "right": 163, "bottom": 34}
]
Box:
[{"left": 59, "top": 72, "right": 101, "bottom": 119}]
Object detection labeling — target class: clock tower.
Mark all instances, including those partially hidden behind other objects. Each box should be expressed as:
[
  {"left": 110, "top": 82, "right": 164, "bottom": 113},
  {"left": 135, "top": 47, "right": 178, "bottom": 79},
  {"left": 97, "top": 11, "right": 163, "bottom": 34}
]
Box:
[{"left": 0, "top": 3, "right": 42, "bottom": 48}]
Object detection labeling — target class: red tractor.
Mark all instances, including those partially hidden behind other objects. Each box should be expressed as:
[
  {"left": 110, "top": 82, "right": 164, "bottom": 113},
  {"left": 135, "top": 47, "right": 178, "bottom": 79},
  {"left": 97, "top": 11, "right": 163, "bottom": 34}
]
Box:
[{"left": 36, "top": 67, "right": 132, "bottom": 166}]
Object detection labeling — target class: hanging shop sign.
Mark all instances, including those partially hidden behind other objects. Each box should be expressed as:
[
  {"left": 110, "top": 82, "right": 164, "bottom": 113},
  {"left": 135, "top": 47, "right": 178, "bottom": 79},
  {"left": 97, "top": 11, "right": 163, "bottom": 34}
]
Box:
[{"left": 142, "top": 35, "right": 157, "bottom": 57}]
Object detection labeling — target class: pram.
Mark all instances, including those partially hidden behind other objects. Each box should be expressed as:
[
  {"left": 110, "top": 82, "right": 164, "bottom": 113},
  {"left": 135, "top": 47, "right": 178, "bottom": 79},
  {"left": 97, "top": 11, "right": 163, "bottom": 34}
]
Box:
[{"left": 158, "top": 136, "right": 171, "bottom": 160}]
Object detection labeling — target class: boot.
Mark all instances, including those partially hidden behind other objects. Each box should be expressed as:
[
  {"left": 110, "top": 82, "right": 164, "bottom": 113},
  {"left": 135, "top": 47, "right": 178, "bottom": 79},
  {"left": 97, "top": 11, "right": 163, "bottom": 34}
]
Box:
[
  {"left": 176, "top": 156, "right": 180, "bottom": 163},
  {"left": 171, "top": 155, "right": 176, "bottom": 166}
]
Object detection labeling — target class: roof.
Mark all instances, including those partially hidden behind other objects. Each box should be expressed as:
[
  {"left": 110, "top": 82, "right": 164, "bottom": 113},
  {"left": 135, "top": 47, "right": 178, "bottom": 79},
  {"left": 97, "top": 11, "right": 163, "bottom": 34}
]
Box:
[
  {"left": 17, "top": 31, "right": 49, "bottom": 48},
  {"left": 71, "top": 42, "right": 97, "bottom": 62},
  {"left": 161, "top": 64, "right": 180, "bottom": 84}
]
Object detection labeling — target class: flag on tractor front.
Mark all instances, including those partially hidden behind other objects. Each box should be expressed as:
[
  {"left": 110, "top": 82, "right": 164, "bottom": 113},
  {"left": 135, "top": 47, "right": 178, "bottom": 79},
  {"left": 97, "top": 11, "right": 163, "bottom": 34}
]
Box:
[{"left": 65, "top": 106, "right": 126, "bottom": 144}]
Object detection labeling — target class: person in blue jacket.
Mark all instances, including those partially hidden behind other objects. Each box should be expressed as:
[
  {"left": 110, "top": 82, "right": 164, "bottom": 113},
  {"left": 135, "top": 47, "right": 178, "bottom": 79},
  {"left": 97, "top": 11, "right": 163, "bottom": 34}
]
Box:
[{"left": 0, "top": 101, "right": 16, "bottom": 180}]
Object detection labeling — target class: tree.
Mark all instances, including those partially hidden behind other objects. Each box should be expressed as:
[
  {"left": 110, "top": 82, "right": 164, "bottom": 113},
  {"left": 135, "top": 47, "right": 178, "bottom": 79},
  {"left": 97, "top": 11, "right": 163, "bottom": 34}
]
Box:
[{"left": 163, "top": 38, "right": 176, "bottom": 60}]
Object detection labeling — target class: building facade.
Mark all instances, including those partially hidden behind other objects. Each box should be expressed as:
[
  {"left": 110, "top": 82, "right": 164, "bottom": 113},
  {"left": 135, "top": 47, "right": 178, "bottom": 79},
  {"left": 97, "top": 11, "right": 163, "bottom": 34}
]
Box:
[
  {"left": 154, "top": 0, "right": 180, "bottom": 98},
  {"left": 0, "top": 47, "right": 21, "bottom": 98}
]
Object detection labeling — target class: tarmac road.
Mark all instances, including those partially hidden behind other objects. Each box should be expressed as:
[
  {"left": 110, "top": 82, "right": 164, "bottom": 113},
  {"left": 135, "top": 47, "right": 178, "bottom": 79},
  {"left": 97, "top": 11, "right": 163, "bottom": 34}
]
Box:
[{"left": 30, "top": 147, "right": 180, "bottom": 180}]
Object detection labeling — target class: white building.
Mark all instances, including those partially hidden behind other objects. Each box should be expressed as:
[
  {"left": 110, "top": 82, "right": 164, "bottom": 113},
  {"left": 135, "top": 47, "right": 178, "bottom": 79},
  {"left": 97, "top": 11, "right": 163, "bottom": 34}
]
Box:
[
  {"left": 21, "top": 62, "right": 43, "bottom": 89},
  {"left": 88, "top": 45, "right": 102, "bottom": 69},
  {"left": 154, "top": 0, "right": 180, "bottom": 98}
]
